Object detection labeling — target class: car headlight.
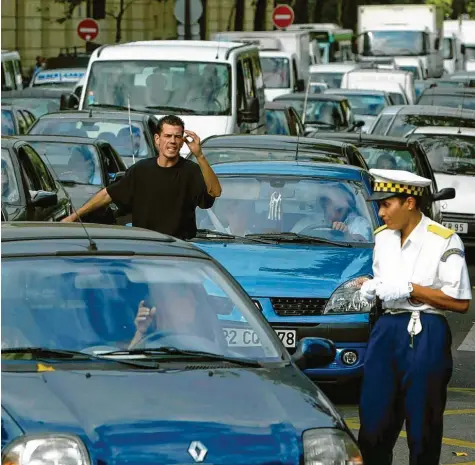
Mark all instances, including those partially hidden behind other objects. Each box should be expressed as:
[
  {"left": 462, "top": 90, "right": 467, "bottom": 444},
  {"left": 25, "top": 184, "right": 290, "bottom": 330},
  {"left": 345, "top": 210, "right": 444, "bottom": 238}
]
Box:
[
  {"left": 323, "top": 276, "right": 374, "bottom": 314},
  {"left": 2, "top": 434, "right": 91, "bottom": 465},
  {"left": 303, "top": 428, "right": 363, "bottom": 465}
]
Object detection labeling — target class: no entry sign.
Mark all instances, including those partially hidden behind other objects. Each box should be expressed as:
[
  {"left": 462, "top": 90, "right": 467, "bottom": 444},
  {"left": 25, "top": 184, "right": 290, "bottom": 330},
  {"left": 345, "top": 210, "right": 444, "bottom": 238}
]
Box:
[
  {"left": 77, "top": 18, "right": 99, "bottom": 41},
  {"left": 272, "top": 5, "right": 294, "bottom": 29}
]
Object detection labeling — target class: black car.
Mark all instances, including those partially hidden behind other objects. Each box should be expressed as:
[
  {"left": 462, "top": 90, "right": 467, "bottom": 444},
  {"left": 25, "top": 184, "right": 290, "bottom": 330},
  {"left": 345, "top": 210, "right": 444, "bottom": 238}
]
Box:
[
  {"left": 187, "top": 134, "right": 368, "bottom": 168},
  {"left": 1, "top": 87, "right": 76, "bottom": 118},
  {"left": 274, "top": 92, "right": 358, "bottom": 134},
  {"left": 309, "top": 132, "right": 456, "bottom": 222},
  {"left": 265, "top": 102, "right": 305, "bottom": 136},
  {"left": 416, "top": 86, "right": 475, "bottom": 110},
  {"left": 1, "top": 104, "right": 36, "bottom": 136},
  {"left": 17, "top": 135, "right": 127, "bottom": 225},
  {"left": 1, "top": 137, "right": 72, "bottom": 222},
  {"left": 27, "top": 110, "right": 158, "bottom": 167}
]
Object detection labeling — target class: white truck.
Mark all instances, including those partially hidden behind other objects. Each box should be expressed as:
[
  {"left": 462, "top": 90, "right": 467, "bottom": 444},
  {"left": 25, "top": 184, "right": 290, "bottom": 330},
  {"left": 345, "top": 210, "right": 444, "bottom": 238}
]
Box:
[
  {"left": 442, "top": 21, "right": 465, "bottom": 74},
  {"left": 354, "top": 4, "right": 444, "bottom": 78},
  {"left": 444, "top": 19, "right": 475, "bottom": 72}
]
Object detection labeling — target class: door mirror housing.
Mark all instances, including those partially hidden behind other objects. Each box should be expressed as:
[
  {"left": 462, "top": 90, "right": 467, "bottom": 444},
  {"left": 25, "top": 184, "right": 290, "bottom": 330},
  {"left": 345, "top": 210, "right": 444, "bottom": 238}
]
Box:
[
  {"left": 432, "top": 187, "right": 456, "bottom": 202},
  {"left": 292, "top": 337, "right": 336, "bottom": 370},
  {"left": 30, "top": 190, "right": 58, "bottom": 208},
  {"left": 60, "top": 93, "right": 79, "bottom": 111},
  {"left": 238, "top": 97, "right": 260, "bottom": 124},
  {"left": 295, "top": 79, "right": 305, "bottom": 92}
]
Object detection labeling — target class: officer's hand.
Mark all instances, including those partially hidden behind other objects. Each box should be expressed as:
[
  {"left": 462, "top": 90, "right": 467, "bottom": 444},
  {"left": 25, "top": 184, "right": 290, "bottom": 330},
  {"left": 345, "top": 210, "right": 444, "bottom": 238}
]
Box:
[
  {"left": 376, "top": 281, "right": 411, "bottom": 302},
  {"left": 134, "top": 300, "right": 156, "bottom": 334},
  {"left": 332, "top": 221, "right": 348, "bottom": 232},
  {"left": 359, "top": 279, "right": 380, "bottom": 302}
]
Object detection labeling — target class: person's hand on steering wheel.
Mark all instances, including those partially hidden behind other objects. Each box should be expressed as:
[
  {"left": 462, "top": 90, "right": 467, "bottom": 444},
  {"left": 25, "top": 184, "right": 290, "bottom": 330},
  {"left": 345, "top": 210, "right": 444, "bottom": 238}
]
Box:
[
  {"left": 129, "top": 300, "right": 156, "bottom": 348},
  {"left": 332, "top": 221, "right": 349, "bottom": 232}
]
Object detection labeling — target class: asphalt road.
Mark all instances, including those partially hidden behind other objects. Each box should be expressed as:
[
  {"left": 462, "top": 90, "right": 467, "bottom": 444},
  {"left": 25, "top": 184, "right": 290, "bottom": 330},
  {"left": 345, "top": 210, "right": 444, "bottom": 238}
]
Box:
[{"left": 326, "top": 267, "right": 475, "bottom": 465}]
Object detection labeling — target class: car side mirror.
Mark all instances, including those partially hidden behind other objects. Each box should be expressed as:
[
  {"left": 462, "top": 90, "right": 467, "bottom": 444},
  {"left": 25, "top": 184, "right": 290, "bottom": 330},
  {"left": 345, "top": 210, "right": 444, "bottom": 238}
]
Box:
[
  {"left": 60, "top": 93, "right": 79, "bottom": 110},
  {"left": 292, "top": 337, "right": 336, "bottom": 370},
  {"left": 108, "top": 171, "right": 126, "bottom": 184},
  {"left": 433, "top": 187, "right": 455, "bottom": 201},
  {"left": 461, "top": 44, "right": 466, "bottom": 55},
  {"left": 295, "top": 79, "right": 305, "bottom": 92},
  {"left": 238, "top": 97, "right": 260, "bottom": 124},
  {"left": 30, "top": 190, "right": 58, "bottom": 208}
]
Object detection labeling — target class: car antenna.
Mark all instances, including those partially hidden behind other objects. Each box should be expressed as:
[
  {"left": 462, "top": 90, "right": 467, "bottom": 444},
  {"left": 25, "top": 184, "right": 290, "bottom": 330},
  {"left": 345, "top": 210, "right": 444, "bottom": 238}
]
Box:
[
  {"left": 215, "top": 34, "right": 222, "bottom": 60},
  {"left": 127, "top": 95, "right": 136, "bottom": 164},
  {"left": 42, "top": 149, "right": 98, "bottom": 251},
  {"left": 296, "top": 79, "right": 311, "bottom": 162}
]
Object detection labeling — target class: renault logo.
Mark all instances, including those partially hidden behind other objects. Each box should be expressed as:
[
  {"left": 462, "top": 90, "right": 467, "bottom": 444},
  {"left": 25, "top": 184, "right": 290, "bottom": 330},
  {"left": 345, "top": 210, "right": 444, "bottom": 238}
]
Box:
[{"left": 188, "top": 441, "right": 208, "bottom": 463}]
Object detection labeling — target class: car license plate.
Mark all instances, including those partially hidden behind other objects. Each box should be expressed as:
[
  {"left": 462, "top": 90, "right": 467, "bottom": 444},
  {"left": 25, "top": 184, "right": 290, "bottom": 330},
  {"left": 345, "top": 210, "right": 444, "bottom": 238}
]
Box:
[
  {"left": 223, "top": 328, "right": 297, "bottom": 348},
  {"left": 442, "top": 222, "right": 468, "bottom": 234}
]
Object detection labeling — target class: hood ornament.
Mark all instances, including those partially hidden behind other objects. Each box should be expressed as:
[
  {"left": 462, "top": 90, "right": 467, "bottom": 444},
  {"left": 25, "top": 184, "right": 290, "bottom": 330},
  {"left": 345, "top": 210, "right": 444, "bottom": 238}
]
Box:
[{"left": 188, "top": 441, "right": 208, "bottom": 463}]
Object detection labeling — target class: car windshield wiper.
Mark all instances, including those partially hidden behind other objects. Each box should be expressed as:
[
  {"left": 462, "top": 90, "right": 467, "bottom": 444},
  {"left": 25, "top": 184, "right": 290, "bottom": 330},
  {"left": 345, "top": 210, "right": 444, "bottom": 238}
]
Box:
[
  {"left": 99, "top": 347, "right": 263, "bottom": 367},
  {"left": 1, "top": 347, "right": 158, "bottom": 369},
  {"left": 145, "top": 105, "right": 197, "bottom": 114},
  {"left": 245, "top": 232, "right": 353, "bottom": 247},
  {"left": 59, "top": 179, "right": 94, "bottom": 186},
  {"left": 195, "top": 229, "right": 276, "bottom": 244},
  {"left": 89, "top": 103, "right": 141, "bottom": 112}
]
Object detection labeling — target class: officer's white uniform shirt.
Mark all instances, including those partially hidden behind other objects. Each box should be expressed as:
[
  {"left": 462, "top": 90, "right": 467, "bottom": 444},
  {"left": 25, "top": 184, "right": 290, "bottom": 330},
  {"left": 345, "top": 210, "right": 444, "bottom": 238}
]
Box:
[{"left": 373, "top": 213, "right": 472, "bottom": 313}]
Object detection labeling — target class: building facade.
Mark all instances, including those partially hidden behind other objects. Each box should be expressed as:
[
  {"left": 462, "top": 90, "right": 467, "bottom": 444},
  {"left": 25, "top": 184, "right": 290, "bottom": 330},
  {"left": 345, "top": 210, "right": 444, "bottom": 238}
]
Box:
[{"left": 1, "top": 0, "right": 276, "bottom": 70}]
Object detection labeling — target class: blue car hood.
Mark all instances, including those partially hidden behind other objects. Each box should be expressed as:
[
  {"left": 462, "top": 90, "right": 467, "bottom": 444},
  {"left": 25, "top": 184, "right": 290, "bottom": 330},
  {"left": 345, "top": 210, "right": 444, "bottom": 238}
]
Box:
[
  {"left": 195, "top": 242, "right": 373, "bottom": 298},
  {"left": 2, "top": 367, "right": 343, "bottom": 463}
]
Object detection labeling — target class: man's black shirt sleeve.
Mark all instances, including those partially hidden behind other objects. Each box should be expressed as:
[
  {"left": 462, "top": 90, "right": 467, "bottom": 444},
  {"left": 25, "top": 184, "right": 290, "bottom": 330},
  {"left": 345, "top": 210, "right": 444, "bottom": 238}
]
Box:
[
  {"left": 191, "top": 163, "right": 215, "bottom": 209},
  {"left": 106, "top": 165, "right": 135, "bottom": 210}
]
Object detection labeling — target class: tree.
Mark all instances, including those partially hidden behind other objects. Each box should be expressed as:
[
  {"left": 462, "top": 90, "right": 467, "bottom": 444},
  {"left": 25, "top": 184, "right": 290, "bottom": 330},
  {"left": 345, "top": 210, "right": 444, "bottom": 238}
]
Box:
[
  {"left": 252, "top": 0, "right": 267, "bottom": 31},
  {"left": 52, "top": 0, "right": 164, "bottom": 43}
]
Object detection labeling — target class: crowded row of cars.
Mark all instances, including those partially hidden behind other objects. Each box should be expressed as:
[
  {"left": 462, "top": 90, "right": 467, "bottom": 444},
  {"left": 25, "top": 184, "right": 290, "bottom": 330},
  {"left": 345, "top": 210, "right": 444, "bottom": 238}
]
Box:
[{"left": 2, "top": 34, "right": 475, "bottom": 463}]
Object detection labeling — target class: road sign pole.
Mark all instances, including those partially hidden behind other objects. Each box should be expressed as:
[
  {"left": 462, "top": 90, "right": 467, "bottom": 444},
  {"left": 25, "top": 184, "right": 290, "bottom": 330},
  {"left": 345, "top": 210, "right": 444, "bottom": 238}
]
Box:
[{"left": 185, "top": 0, "right": 191, "bottom": 40}]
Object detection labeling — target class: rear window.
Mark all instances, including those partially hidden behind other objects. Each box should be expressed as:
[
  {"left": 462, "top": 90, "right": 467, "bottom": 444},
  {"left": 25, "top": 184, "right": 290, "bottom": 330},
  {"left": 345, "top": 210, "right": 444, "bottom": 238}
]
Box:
[
  {"left": 417, "top": 94, "right": 475, "bottom": 111},
  {"left": 387, "top": 114, "right": 475, "bottom": 137},
  {"left": 370, "top": 114, "right": 394, "bottom": 136},
  {"left": 1, "top": 109, "right": 15, "bottom": 135}
]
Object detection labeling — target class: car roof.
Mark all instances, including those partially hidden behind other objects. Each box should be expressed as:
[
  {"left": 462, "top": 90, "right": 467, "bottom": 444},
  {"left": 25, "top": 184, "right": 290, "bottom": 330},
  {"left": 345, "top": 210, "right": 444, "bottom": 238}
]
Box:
[
  {"left": 378, "top": 104, "right": 475, "bottom": 117},
  {"left": 35, "top": 110, "right": 149, "bottom": 122},
  {"left": 0, "top": 137, "right": 21, "bottom": 149},
  {"left": 264, "top": 101, "right": 294, "bottom": 110},
  {"left": 275, "top": 93, "right": 347, "bottom": 102},
  {"left": 201, "top": 134, "right": 351, "bottom": 154},
  {"left": 16, "top": 135, "right": 100, "bottom": 145},
  {"left": 210, "top": 160, "right": 367, "bottom": 180},
  {"left": 324, "top": 89, "right": 388, "bottom": 96},
  {"left": 1, "top": 222, "right": 208, "bottom": 258},
  {"left": 309, "top": 63, "right": 357, "bottom": 72},
  {"left": 411, "top": 126, "right": 475, "bottom": 136},
  {"left": 310, "top": 132, "right": 413, "bottom": 147}
]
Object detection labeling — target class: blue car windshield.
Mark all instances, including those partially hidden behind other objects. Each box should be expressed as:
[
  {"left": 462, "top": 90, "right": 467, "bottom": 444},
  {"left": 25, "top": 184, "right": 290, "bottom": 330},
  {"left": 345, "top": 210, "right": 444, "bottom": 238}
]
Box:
[
  {"left": 343, "top": 94, "right": 386, "bottom": 116},
  {"left": 30, "top": 119, "right": 149, "bottom": 158},
  {"left": 1, "top": 257, "right": 282, "bottom": 361},
  {"left": 196, "top": 175, "right": 375, "bottom": 243},
  {"left": 29, "top": 142, "right": 103, "bottom": 186},
  {"left": 1, "top": 109, "right": 15, "bottom": 135}
]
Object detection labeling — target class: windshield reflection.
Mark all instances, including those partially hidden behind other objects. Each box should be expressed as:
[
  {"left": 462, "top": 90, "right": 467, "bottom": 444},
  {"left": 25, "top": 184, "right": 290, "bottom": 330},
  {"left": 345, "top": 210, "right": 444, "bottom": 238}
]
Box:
[
  {"left": 1, "top": 149, "right": 20, "bottom": 203},
  {"left": 261, "top": 57, "right": 290, "bottom": 89},
  {"left": 29, "top": 142, "right": 102, "bottom": 186},
  {"left": 1, "top": 257, "right": 281, "bottom": 361},
  {"left": 358, "top": 146, "right": 419, "bottom": 172},
  {"left": 84, "top": 60, "right": 231, "bottom": 116},
  {"left": 196, "top": 175, "right": 375, "bottom": 243},
  {"left": 361, "top": 31, "right": 427, "bottom": 57}
]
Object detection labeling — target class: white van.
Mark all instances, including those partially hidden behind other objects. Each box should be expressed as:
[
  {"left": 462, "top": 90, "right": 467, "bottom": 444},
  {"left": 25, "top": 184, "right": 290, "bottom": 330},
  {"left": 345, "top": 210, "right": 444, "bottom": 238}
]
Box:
[
  {"left": 79, "top": 40, "right": 266, "bottom": 154},
  {"left": 1, "top": 50, "right": 23, "bottom": 91},
  {"left": 309, "top": 63, "right": 359, "bottom": 89},
  {"left": 341, "top": 69, "right": 415, "bottom": 104},
  {"left": 346, "top": 80, "right": 408, "bottom": 108}
]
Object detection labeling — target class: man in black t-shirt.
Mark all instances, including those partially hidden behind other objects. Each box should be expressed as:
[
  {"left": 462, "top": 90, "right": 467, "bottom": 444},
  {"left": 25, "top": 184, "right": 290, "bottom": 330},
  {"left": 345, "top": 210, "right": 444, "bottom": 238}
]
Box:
[{"left": 61, "top": 115, "right": 222, "bottom": 239}]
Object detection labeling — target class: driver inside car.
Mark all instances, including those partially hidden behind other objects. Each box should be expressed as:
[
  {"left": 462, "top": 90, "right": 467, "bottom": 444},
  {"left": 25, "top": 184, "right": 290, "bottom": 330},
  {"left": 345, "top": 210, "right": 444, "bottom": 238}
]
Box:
[
  {"left": 128, "top": 285, "right": 220, "bottom": 351},
  {"left": 291, "top": 185, "right": 372, "bottom": 241}
]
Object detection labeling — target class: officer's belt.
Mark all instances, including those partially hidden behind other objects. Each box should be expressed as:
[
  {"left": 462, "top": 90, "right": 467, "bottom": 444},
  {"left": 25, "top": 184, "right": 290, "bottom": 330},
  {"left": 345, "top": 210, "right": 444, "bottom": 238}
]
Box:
[{"left": 384, "top": 308, "right": 446, "bottom": 317}]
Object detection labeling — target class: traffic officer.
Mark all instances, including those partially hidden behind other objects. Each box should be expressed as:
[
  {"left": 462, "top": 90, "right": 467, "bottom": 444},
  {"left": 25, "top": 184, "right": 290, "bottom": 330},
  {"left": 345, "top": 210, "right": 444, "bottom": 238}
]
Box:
[{"left": 357, "top": 169, "right": 472, "bottom": 465}]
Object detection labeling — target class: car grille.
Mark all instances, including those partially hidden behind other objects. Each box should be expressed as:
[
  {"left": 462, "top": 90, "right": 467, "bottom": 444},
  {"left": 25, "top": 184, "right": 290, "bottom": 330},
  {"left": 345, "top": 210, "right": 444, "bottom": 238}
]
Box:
[
  {"left": 271, "top": 297, "right": 327, "bottom": 316},
  {"left": 443, "top": 212, "right": 475, "bottom": 222}
]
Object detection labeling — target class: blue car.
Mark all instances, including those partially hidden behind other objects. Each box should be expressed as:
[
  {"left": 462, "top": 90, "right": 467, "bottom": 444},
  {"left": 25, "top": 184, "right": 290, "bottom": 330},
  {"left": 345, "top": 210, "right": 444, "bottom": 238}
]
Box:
[
  {"left": 192, "top": 161, "right": 383, "bottom": 384},
  {"left": 1, "top": 222, "right": 364, "bottom": 463}
]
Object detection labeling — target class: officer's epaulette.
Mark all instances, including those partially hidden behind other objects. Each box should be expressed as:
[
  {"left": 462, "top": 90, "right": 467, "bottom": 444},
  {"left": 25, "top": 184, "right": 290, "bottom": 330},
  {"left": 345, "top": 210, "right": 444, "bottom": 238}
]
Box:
[
  {"left": 428, "top": 224, "right": 454, "bottom": 239},
  {"left": 373, "top": 224, "right": 388, "bottom": 235}
]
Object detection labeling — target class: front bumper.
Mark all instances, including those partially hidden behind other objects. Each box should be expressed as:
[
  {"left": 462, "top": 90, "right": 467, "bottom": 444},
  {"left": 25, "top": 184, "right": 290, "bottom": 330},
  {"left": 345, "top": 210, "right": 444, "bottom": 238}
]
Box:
[{"left": 257, "top": 297, "right": 370, "bottom": 383}]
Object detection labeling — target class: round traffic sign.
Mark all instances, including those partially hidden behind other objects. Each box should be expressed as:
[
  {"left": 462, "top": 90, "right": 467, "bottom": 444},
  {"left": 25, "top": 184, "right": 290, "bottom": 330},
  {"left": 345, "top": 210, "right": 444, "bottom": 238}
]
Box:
[
  {"left": 174, "top": 0, "right": 203, "bottom": 24},
  {"left": 77, "top": 18, "right": 99, "bottom": 41},
  {"left": 272, "top": 4, "right": 294, "bottom": 29}
]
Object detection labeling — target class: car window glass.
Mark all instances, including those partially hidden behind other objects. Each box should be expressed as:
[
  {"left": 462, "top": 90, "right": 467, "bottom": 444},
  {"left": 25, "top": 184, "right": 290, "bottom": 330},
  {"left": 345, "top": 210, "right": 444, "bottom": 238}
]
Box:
[
  {"left": 1, "top": 148, "right": 20, "bottom": 204},
  {"left": 265, "top": 110, "right": 290, "bottom": 135},
  {"left": 261, "top": 57, "right": 290, "bottom": 89},
  {"left": 371, "top": 114, "right": 394, "bottom": 135},
  {"left": 358, "top": 146, "right": 421, "bottom": 173},
  {"left": 15, "top": 110, "right": 28, "bottom": 135},
  {"left": 101, "top": 144, "right": 121, "bottom": 174},
  {"left": 1, "top": 109, "right": 16, "bottom": 135},
  {"left": 22, "top": 145, "right": 56, "bottom": 192},
  {"left": 28, "top": 141, "right": 102, "bottom": 186},
  {"left": 2, "top": 61, "right": 17, "bottom": 91},
  {"left": 417, "top": 94, "right": 475, "bottom": 111},
  {"left": 18, "top": 147, "right": 42, "bottom": 194}
]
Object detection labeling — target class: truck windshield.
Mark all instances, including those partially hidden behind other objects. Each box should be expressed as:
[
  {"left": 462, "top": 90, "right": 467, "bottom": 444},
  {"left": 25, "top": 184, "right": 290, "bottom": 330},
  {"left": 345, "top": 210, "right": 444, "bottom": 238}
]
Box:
[
  {"left": 466, "top": 46, "right": 475, "bottom": 61},
  {"left": 261, "top": 57, "right": 290, "bottom": 89},
  {"left": 83, "top": 60, "right": 231, "bottom": 116},
  {"left": 361, "top": 31, "right": 427, "bottom": 57}
]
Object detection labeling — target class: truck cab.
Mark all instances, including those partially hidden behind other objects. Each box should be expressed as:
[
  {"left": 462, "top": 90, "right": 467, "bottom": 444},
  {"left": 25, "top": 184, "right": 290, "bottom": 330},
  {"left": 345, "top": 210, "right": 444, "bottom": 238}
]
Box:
[
  {"left": 1, "top": 50, "right": 24, "bottom": 91},
  {"left": 79, "top": 40, "right": 266, "bottom": 154}
]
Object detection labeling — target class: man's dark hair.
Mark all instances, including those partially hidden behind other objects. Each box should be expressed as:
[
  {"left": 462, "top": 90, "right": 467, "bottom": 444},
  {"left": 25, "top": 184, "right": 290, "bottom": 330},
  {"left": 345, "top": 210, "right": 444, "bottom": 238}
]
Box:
[
  {"left": 156, "top": 115, "right": 185, "bottom": 135},
  {"left": 396, "top": 193, "right": 426, "bottom": 209}
]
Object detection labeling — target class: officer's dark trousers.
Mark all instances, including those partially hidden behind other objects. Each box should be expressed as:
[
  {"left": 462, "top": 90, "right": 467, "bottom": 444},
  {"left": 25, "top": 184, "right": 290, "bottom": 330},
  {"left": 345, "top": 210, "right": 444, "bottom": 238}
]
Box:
[{"left": 358, "top": 312, "right": 453, "bottom": 465}]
